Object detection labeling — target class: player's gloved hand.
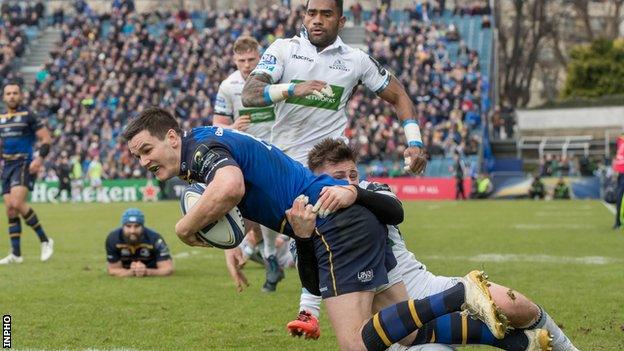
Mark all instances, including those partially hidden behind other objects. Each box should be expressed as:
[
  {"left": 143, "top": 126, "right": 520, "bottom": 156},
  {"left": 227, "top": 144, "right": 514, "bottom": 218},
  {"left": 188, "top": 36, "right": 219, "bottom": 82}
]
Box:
[
  {"left": 225, "top": 247, "right": 249, "bottom": 292},
  {"left": 312, "top": 185, "right": 357, "bottom": 218},
  {"left": 232, "top": 115, "right": 251, "bottom": 131},
  {"left": 404, "top": 146, "right": 427, "bottom": 174},
  {"left": 29, "top": 157, "right": 43, "bottom": 174},
  {"left": 285, "top": 195, "right": 316, "bottom": 239},
  {"left": 293, "top": 80, "right": 332, "bottom": 98}
]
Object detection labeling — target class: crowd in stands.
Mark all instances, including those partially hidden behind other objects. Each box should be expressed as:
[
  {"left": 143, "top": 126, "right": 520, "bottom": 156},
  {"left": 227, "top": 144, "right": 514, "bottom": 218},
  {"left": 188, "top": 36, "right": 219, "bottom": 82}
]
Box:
[
  {"left": 9, "top": 2, "right": 489, "bottom": 182},
  {"left": 30, "top": 3, "right": 303, "bottom": 182},
  {"left": 349, "top": 5, "right": 485, "bottom": 176},
  {"left": 0, "top": 1, "right": 46, "bottom": 89}
]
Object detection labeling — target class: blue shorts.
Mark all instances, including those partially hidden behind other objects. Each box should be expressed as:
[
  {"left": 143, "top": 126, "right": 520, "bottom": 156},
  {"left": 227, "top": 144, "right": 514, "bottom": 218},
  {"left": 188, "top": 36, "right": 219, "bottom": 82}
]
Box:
[
  {"left": 2, "top": 160, "right": 34, "bottom": 194},
  {"left": 313, "top": 204, "right": 397, "bottom": 299}
]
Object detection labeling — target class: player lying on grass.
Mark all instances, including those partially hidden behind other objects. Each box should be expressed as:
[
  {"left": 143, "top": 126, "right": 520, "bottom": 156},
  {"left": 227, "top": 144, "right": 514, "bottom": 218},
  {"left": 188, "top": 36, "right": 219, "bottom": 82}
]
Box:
[
  {"left": 285, "top": 138, "right": 578, "bottom": 351},
  {"left": 123, "top": 107, "right": 508, "bottom": 350},
  {"left": 106, "top": 208, "right": 174, "bottom": 277}
]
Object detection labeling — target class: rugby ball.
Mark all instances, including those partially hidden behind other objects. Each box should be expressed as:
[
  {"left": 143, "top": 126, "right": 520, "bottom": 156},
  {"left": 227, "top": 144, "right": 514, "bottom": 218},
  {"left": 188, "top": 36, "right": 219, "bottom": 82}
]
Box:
[{"left": 180, "top": 183, "right": 245, "bottom": 249}]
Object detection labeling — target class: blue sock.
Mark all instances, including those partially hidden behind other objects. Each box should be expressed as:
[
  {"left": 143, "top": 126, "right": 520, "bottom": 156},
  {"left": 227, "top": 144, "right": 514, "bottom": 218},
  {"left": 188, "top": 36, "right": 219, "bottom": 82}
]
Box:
[
  {"left": 361, "top": 283, "right": 465, "bottom": 350},
  {"left": 8, "top": 217, "right": 21, "bottom": 256},
  {"left": 23, "top": 208, "right": 48, "bottom": 242},
  {"left": 412, "top": 312, "right": 529, "bottom": 350}
]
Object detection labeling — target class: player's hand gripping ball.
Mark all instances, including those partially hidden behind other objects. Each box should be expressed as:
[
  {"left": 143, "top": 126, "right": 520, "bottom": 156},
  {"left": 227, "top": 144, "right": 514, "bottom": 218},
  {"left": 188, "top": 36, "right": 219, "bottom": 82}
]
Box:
[{"left": 180, "top": 183, "right": 245, "bottom": 249}]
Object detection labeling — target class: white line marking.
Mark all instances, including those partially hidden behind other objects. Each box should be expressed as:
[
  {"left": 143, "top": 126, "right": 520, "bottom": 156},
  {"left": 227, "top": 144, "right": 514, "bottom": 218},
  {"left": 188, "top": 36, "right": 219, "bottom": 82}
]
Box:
[
  {"left": 601, "top": 201, "right": 616, "bottom": 215},
  {"left": 422, "top": 253, "right": 623, "bottom": 265}
]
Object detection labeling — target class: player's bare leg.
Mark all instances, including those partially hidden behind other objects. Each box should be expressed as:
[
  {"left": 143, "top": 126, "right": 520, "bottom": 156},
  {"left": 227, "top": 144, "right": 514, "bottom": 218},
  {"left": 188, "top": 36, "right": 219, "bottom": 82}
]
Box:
[
  {"left": 13, "top": 186, "right": 53, "bottom": 261},
  {"left": 324, "top": 290, "right": 380, "bottom": 351},
  {"left": 488, "top": 283, "right": 578, "bottom": 351},
  {"left": 0, "top": 193, "right": 23, "bottom": 264}
]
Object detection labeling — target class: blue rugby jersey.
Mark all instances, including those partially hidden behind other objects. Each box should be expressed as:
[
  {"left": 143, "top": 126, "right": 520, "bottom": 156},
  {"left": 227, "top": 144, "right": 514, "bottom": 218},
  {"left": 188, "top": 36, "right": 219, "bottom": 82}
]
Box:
[
  {"left": 0, "top": 107, "right": 44, "bottom": 161},
  {"left": 105, "top": 227, "right": 172, "bottom": 269},
  {"left": 179, "top": 126, "right": 347, "bottom": 236}
]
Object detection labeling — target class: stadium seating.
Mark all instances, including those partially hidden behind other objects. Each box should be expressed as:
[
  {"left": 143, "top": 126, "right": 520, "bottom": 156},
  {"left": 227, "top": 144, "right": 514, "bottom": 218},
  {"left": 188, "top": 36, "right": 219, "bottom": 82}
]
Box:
[{"left": 20, "top": 3, "right": 492, "bottom": 181}]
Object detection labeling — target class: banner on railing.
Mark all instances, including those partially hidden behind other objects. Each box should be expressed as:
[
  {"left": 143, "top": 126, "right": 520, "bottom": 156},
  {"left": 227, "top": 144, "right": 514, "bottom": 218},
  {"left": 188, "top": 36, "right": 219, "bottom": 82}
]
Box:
[
  {"left": 367, "top": 177, "right": 472, "bottom": 200},
  {"left": 29, "top": 179, "right": 163, "bottom": 203}
]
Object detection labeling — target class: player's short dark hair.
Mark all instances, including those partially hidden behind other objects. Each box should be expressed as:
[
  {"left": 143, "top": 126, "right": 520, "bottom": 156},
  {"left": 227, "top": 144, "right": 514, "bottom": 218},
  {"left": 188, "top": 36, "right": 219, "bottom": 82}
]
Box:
[
  {"left": 2, "top": 80, "right": 22, "bottom": 93},
  {"left": 307, "top": 138, "right": 356, "bottom": 171},
  {"left": 305, "top": 0, "right": 343, "bottom": 17},
  {"left": 122, "top": 107, "right": 181, "bottom": 142}
]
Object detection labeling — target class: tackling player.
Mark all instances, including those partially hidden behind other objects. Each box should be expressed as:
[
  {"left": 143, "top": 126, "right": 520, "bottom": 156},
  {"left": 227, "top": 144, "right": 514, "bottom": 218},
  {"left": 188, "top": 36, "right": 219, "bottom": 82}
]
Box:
[
  {"left": 123, "top": 107, "right": 508, "bottom": 351},
  {"left": 241, "top": 0, "right": 427, "bottom": 329},
  {"left": 289, "top": 139, "right": 577, "bottom": 351},
  {"left": 106, "top": 208, "right": 174, "bottom": 277},
  {"left": 213, "top": 35, "right": 285, "bottom": 292},
  {"left": 0, "top": 82, "right": 54, "bottom": 264}
]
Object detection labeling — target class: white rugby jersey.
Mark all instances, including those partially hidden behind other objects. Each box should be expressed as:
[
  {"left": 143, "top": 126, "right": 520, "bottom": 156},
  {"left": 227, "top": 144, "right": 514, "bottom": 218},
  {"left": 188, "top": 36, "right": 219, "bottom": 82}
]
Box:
[
  {"left": 251, "top": 34, "right": 391, "bottom": 163},
  {"left": 215, "top": 70, "right": 274, "bottom": 141}
]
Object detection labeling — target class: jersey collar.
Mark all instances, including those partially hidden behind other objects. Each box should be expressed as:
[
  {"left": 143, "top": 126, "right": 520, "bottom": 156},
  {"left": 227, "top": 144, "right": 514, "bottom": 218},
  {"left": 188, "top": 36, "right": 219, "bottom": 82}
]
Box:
[
  {"left": 298, "top": 33, "right": 348, "bottom": 54},
  {"left": 179, "top": 131, "right": 191, "bottom": 181}
]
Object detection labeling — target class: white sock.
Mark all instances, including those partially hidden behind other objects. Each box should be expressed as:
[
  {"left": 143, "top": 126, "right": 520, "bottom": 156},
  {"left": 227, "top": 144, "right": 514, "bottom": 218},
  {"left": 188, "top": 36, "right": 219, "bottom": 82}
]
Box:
[
  {"left": 299, "top": 288, "right": 322, "bottom": 318},
  {"left": 533, "top": 306, "right": 579, "bottom": 351},
  {"left": 261, "top": 226, "right": 278, "bottom": 258}
]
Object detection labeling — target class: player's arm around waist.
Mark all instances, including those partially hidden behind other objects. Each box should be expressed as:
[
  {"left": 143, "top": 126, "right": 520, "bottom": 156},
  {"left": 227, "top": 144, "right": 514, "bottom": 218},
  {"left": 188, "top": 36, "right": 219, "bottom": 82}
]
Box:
[{"left": 175, "top": 166, "right": 245, "bottom": 241}]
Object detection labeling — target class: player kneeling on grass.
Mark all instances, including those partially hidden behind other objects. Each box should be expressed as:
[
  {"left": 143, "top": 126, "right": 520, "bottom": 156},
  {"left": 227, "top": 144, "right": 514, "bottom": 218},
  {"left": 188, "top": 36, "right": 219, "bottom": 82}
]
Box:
[{"left": 106, "top": 208, "right": 174, "bottom": 277}]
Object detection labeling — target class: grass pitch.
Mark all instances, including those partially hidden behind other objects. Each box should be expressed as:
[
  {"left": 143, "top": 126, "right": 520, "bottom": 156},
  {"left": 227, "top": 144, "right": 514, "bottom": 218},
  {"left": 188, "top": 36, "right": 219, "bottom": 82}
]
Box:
[{"left": 1, "top": 200, "right": 622, "bottom": 350}]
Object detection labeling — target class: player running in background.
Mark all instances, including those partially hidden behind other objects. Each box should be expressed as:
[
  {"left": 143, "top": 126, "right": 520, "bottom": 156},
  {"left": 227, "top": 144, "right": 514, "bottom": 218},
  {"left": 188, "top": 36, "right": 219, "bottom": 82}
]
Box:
[
  {"left": 0, "top": 81, "right": 54, "bottom": 264},
  {"left": 213, "top": 36, "right": 286, "bottom": 292},
  {"left": 123, "top": 107, "right": 508, "bottom": 351},
  {"left": 290, "top": 139, "right": 576, "bottom": 351},
  {"left": 241, "top": 0, "right": 427, "bottom": 329}
]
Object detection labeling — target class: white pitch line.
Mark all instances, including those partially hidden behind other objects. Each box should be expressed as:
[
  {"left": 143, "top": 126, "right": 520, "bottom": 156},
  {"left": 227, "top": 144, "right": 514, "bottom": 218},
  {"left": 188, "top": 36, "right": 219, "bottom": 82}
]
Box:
[
  {"left": 601, "top": 201, "right": 616, "bottom": 215},
  {"left": 422, "top": 253, "right": 622, "bottom": 265}
]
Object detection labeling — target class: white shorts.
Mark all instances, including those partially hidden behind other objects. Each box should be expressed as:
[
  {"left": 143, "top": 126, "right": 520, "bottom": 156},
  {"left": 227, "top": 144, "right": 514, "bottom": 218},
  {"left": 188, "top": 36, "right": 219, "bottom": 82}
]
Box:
[{"left": 393, "top": 244, "right": 459, "bottom": 299}]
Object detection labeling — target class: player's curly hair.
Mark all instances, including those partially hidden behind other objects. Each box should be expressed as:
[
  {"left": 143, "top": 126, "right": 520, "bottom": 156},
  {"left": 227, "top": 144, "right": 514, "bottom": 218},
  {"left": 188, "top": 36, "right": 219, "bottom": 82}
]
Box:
[
  {"left": 307, "top": 138, "right": 356, "bottom": 171},
  {"left": 122, "top": 107, "right": 182, "bottom": 142}
]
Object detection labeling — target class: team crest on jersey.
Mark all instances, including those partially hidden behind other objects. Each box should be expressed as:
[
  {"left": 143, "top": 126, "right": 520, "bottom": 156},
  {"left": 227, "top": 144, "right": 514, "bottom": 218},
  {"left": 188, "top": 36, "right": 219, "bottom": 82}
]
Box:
[
  {"left": 329, "top": 59, "right": 349, "bottom": 72},
  {"left": 259, "top": 54, "right": 277, "bottom": 65},
  {"left": 139, "top": 248, "right": 150, "bottom": 258},
  {"left": 120, "top": 248, "right": 131, "bottom": 257}
]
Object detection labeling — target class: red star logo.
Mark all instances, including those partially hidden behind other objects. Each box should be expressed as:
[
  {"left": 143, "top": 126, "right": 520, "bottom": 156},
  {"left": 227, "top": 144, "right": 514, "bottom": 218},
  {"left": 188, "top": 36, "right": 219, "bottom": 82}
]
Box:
[{"left": 140, "top": 179, "right": 160, "bottom": 202}]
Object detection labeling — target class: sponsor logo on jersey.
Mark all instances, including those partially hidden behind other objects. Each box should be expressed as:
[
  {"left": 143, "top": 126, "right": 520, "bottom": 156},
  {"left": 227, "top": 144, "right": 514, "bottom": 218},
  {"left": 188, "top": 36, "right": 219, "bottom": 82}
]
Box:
[
  {"left": 357, "top": 269, "right": 374, "bottom": 283},
  {"left": 291, "top": 54, "right": 314, "bottom": 62},
  {"left": 329, "top": 59, "right": 349, "bottom": 72},
  {"left": 238, "top": 106, "right": 276, "bottom": 123},
  {"left": 285, "top": 80, "right": 344, "bottom": 111}
]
